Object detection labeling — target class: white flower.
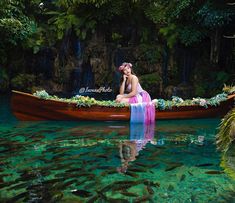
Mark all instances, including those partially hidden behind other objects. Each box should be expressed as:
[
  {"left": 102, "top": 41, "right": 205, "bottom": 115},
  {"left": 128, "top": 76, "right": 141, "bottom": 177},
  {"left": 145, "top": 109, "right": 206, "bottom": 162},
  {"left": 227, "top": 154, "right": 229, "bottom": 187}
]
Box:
[
  {"left": 152, "top": 99, "right": 158, "bottom": 103},
  {"left": 199, "top": 99, "right": 207, "bottom": 106}
]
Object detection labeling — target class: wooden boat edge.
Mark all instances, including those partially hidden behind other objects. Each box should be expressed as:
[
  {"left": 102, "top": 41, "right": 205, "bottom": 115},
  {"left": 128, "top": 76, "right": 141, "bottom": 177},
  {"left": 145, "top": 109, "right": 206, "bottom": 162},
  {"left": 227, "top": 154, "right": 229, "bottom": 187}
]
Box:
[
  {"left": 12, "top": 90, "right": 235, "bottom": 108},
  {"left": 11, "top": 90, "right": 235, "bottom": 121}
]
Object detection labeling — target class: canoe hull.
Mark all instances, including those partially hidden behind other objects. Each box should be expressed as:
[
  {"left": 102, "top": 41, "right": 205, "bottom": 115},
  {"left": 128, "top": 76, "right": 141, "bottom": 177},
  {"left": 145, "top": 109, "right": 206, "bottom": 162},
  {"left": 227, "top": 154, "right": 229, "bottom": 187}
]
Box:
[
  {"left": 11, "top": 90, "right": 235, "bottom": 121},
  {"left": 11, "top": 91, "right": 130, "bottom": 121}
]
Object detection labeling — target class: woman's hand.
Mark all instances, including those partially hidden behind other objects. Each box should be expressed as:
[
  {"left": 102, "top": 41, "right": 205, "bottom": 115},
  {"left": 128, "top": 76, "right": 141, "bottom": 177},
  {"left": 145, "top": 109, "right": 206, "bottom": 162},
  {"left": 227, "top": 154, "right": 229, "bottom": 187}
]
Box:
[
  {"left": 123, "top": 75, "right": 128, "bottom": 82},
  {"left": 116, "top": 94, "right": 124, "bottom": 103}
]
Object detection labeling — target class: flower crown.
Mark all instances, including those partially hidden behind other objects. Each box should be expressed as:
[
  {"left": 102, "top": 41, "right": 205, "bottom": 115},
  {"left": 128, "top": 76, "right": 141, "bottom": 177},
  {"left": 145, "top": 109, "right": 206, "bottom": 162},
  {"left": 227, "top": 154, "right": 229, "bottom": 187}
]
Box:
[{"left": 118, "top": 62, "right": 133, "bottom": 72}]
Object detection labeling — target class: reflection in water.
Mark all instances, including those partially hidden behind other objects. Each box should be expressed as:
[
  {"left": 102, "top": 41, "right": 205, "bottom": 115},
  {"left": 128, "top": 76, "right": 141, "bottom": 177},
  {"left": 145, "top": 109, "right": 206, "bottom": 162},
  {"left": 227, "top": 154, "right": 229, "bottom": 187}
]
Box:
[
  {"left": 1, "top": 118, "right": 235, "bottom": 202},
  {"left": 117, "top": 123, "right": 155, "bottom": 173}
]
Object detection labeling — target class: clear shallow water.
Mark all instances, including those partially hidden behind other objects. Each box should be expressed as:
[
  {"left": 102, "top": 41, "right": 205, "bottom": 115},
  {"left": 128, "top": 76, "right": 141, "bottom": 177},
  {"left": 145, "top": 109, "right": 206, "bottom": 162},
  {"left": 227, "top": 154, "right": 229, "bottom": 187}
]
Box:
[{"left": 0, "top": 95, "right": 235, "bottom": 202}]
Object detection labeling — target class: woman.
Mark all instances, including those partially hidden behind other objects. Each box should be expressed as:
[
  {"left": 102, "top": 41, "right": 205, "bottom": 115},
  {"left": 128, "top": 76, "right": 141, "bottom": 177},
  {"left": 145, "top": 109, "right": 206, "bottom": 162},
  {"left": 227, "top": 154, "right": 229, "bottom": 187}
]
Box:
[
  {"left": 116, "top": 62, "right": 155, "bottom": 124},
  {"left": 115, "top": 62, "right": 152, "bottom": 104}
]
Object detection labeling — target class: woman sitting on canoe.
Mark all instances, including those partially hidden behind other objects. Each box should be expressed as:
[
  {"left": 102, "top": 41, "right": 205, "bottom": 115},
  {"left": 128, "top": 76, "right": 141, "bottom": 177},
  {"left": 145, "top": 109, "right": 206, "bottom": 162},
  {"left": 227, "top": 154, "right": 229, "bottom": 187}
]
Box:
[{"left": 115, "top": 62, "right": 152, "bottom": 104}]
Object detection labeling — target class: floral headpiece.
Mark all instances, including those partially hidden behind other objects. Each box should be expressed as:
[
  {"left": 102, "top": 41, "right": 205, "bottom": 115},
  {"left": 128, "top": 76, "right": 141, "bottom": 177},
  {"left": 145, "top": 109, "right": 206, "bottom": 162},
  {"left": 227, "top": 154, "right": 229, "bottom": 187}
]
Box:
[{"left": 118, "top": 62, "right": 133, "bottom": 72}]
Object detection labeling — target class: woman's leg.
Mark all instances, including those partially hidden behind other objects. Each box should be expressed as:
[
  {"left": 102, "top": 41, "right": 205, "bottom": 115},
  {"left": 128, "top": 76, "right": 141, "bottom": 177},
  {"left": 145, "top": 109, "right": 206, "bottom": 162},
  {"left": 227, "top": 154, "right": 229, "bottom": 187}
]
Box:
[{"left": 141, "top": 91, "right": 151, "bottom": 102}]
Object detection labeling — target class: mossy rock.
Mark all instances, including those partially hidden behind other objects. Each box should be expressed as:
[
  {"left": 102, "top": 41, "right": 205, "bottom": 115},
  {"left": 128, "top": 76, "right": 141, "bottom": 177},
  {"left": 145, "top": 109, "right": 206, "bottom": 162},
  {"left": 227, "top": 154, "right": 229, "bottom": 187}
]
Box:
[
  {"left": 11, "top": 74, "right": 36, "bottom": 92},
  {"left": 164, "top": 83, "right": 194, "bottom": 99},
  {"left": 139, "top": 72, "right": 162, "bottom": 98}
]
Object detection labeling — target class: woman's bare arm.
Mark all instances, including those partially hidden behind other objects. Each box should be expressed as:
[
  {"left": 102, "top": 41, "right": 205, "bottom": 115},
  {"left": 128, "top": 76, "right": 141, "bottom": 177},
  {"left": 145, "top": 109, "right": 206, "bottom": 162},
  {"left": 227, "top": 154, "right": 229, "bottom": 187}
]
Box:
[
  {"left": 119, "top": 75, "right": 128, "bottom": 94},
  {"left": 123, "top": 76, "right": 138, "bottom": 98},
  {"left": 119, "top": 80, "right": 126, "bottom": 94}
]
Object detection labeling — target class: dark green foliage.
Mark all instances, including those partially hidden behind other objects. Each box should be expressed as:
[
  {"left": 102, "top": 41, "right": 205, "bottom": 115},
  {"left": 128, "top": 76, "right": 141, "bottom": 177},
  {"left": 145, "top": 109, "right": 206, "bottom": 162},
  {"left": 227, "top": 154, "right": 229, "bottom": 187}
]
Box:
[
  {"left": 216, "top": 108, "right": 235, "bottom": 153},
  {"left": 139, "top": 73, "right": 162, "bottom": 97},
  {"left": 1, "top": 0, "right": 233, "bottom": 50},
  {"left": 0, "top": 0, "right": 37, "bottom": 66},
  {"left": 145, "top": 0, "right": 234, "bottom": 47},
  {"left": 197, "top": 1, "right": 233, "bottom": 28},
  {"left": 0, "top": 0, "right": 233, "bottom": 51},
  {"left": 178, "top": 26, "right": 206, "bottom": 46},
  {"left": 138, "top": 44, "right": 162, "bottom": 65},
  {"left": 0, "top": 0, "right": 234, "bottom": 94},
  {"left": 0, "top": 0, "right": 36, "bottom": 45},
  {"left": 46, "top": 0, "right": 127, "bottom": 40},
  {"left": 193, "top": 70, "right": 231, "bottom": 97}
]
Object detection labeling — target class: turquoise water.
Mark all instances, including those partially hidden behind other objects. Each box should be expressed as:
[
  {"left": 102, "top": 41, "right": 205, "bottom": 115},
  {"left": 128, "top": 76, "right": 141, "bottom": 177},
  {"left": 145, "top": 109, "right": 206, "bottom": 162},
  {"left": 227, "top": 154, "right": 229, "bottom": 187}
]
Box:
[{"left": 0, "top": 94, "right": 235, "bottom": 202}]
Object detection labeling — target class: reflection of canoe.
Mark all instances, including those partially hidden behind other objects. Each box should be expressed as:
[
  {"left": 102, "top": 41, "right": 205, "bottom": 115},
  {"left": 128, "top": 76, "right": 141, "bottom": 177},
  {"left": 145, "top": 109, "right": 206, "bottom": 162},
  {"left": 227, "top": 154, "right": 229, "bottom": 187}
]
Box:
[{"left": 11, "top": 90, "right": 235, "bottom": 121}]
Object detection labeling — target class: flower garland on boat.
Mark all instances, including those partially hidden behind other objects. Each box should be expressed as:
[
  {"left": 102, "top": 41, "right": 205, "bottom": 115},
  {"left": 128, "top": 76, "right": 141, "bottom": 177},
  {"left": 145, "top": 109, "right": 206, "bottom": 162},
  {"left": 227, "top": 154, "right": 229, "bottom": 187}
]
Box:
[
  {"left": 33, "top": 90, "right": 230, "bottom": 109},
  {"left": 33, "top": 91, "right": 127, "bottom": 107},
  {"left": 152, "top": 93, "right": 228, "bottom": 110}
]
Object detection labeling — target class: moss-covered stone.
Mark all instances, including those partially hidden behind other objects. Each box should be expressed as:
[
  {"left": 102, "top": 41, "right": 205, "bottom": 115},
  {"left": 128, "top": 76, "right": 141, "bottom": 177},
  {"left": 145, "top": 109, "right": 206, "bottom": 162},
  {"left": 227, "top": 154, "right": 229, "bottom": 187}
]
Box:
[
  {"left": 164, "top": 84, "right": 194, "bottom": 99},
  {"left": 11, "top": 74, "right": 36, "bottom": 92},
  {"left": 139, "top": 72, "right": 162, "bottom": 98}
]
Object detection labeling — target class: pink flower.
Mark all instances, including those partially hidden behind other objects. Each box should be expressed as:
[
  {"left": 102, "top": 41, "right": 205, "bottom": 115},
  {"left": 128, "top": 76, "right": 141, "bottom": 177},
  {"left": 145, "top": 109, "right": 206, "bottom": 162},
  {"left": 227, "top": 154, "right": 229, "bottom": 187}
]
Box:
[{"left": 118, "top": 62, "right": 132, "bottom": 72}]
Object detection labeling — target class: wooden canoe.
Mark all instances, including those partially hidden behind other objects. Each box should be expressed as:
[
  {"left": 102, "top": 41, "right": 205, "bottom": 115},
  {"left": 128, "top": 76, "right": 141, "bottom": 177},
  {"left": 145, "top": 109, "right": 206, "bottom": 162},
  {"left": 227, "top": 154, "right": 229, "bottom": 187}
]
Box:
[{"left": 11, "top": 90, "right": 235, "bottom": 121}]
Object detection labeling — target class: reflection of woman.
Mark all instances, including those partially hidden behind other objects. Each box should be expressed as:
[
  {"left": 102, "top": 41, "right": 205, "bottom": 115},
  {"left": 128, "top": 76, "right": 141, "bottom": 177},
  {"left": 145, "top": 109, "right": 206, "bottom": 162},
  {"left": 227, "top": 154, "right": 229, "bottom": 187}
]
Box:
[
  {"left": 117, "top": 141, "right": 137, "bottom": 173},
  {"left": 131, "top": 123, "right": 155, "bottom": 153},
  {"left": 117, "top": 124, "right": 155, "bottom": 173}
]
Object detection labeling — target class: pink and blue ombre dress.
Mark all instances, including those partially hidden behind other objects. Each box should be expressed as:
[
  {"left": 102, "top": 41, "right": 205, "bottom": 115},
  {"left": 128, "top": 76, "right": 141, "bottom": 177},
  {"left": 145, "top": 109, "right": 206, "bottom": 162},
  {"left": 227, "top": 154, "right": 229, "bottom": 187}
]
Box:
[{"left": 126, "top": 83, "right": 155, "bottom": 124}]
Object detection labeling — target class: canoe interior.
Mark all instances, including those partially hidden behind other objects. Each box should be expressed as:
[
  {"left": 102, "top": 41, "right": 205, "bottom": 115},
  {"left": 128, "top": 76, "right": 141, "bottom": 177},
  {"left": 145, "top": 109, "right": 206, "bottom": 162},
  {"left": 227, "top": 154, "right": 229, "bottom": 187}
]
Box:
[{"left": 11, "top": 90, "right": 235, "bottom": 121}]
